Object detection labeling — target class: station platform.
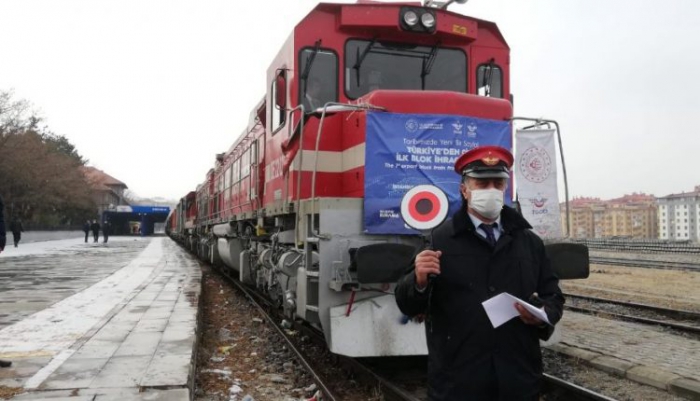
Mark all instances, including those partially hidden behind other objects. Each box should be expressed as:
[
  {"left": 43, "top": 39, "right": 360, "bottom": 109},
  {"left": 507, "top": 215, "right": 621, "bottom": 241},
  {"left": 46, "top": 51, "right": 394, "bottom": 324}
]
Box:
[
  {"left": 552, "top": 311, "right": 700, "bottom": 399},
  {"left": 0, "top": 236, "right": 202, "bottom": 400}
]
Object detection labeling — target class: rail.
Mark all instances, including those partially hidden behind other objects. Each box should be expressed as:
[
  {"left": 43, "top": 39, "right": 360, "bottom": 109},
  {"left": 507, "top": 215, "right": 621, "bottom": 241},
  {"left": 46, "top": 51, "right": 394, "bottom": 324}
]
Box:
[
  {"left": 216, "top": 266, "right": 340, "bottom": 401},
  {"left": 564, "top": 293, "right": 700, "bottom": 336},
  {"left": 572, "top": 238, "right": 700, "bottom": 254},
  {"left": 542, "top": 374, "right": 619, "bottom": 401},
  {"left": 590, "top": 256, "right": 700, "bottom": 271}
]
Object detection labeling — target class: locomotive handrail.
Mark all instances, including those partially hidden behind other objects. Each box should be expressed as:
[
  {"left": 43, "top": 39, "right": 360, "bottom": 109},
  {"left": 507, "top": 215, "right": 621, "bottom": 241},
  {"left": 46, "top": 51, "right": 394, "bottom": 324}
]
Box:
[
  {"left": 309, "top": 102, "right": 385, "bottom": 239},
  {"left": 288, "top": 104, "right": 306, "bottom": 251},
  {"left": 511, "top": 117, "right": 570, "bottom": 237}
]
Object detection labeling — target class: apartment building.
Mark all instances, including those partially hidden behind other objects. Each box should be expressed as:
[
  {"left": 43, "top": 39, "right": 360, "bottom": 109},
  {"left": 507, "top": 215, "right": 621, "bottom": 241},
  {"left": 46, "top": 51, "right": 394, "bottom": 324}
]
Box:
[
  {"left": 657, "top": 186, "right": 700, "bottom": 241},
  {"left": 563, "top": 193, "right": 657, "bottom": 239}
]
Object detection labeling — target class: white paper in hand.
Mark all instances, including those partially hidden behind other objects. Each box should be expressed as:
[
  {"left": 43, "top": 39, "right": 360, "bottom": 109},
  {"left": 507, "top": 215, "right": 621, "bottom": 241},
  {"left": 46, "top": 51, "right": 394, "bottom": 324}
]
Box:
[{"left": 481, "top": 292, "right": 552, "bottom": 329}]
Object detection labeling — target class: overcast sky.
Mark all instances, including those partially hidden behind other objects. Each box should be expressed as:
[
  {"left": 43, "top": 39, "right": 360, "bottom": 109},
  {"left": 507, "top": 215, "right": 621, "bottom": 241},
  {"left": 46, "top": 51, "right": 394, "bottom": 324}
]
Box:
[{"left": 1, "top": 0, "right": 698, "bottom": 201}]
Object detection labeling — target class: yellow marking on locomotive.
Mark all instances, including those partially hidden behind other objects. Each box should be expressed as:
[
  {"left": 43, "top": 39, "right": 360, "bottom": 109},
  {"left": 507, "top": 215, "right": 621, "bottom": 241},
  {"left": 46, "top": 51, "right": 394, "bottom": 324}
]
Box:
[{"left": 452, "top": 24, "right": 468, "bottom": 36}]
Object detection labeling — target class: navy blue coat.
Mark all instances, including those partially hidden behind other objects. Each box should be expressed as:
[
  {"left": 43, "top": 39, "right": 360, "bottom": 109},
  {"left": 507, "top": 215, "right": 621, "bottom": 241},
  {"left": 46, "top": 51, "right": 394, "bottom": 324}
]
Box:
[{"left": 395, "top": 206, "right": 564, "bottom": 400}]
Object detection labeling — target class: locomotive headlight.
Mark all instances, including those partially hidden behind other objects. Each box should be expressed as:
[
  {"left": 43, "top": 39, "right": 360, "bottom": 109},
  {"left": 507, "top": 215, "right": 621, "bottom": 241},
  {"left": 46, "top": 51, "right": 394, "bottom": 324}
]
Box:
[
  {"left": 403, "top": 11, "right": 418, "bottom": 26},
  {"left": 420, "top": 13, "right": 436, "bottom": 28},
  {"left": 399, "top": 7, "right": 436, "bottom": 33}
]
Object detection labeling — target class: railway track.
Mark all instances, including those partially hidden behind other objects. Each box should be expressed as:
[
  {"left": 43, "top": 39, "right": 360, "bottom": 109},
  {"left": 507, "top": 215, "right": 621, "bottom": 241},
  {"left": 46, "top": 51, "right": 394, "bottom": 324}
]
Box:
[
  {"left": 564, "top": 293, "right": 700, "bottom": 336},
  {"left": 211, "top": 264, "right": 617, "bottom": 400},
  {"left": 590, "top": 256, "right": 700, "bottom": 271},
  {"left": 216, "top": 264, "right": 424, "bottom": 400},
  {"left": 216, "top": 266, "right": 342, "bottom": 401},
  {"left": 541, "top": 374, "right": 618, "bottom": 401},
  {"left": 571, "top": 239, "right": 700, "bottom": 255}
]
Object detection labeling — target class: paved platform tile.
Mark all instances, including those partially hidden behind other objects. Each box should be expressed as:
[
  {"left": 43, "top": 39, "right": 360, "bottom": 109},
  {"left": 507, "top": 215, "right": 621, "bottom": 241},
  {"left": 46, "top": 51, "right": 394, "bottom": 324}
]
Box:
[
  {"left": 589, "top": 355, "right": 636, "bottom": 377},
  {"left": 88, "top": 355, "right": 152, "bottom": 388},
  {"left": 557, "top": 342, "right": 603, "bottom": 361},
  {"left": 132, "top": 318, "right": 169, "bottom": 333},
  {"left": 670, "top": 378, "right": 700, "bottom": 401},
  {"left": 15, "top": 397, "right": 94, "bottom": 401},
  {"left": 72, "top": 339, "right": 121, "bottom": 359},
  {"left": 140, "top": 353, "right": 192, "bottom": 387},
  {"left": 627, "top": 365, "right": 681, "bottom": 390},
  {"left": 113, "top": 332, "right": 162, "bottom": 357},
  {"left": 12, "top": 389, "right": 90, "bottom": 399},
  {"left": 0, "top": 357, "right": 51, "bottom": 379},
  {"left": 125, "top": 388, "right": 189, "bottom": 401},
  {"left": 11, "top": 387, "right": 189, "bottom": 401},
  {"left": 42, "top": 357, "right": 109, "bottom": 389},
  {"left": 141, "top": 306, "right": 174, "bottom": 320}
]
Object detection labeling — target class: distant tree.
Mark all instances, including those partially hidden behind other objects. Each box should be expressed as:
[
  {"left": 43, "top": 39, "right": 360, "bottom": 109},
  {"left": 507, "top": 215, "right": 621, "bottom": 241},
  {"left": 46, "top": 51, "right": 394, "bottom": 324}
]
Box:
[
  {"left": 0, "top": 90, "right": 39, "bottom": 137},
  {"left": 0, "top": 90, "right": 95, "bottom": 225},
  {"left": 42, "top": 132, "right": 87, "bottom": 165},
  {"left": 123, "top": 189, "right": 139, "bottom": 205}
]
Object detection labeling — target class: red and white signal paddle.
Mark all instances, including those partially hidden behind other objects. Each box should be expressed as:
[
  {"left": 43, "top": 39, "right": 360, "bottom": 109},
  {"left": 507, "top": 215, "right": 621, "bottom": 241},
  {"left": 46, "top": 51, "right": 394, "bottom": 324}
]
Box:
[
  {"left": 400, "top": 184, "right": 449, "bottom": 233},
  {"left": 399, "top": 184, "right": 450, "bottom": 324}
]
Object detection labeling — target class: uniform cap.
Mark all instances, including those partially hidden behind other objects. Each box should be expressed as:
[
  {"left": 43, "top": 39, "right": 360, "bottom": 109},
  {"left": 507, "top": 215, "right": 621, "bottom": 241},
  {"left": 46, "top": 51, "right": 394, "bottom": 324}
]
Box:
[{"left": 454, "top": 145, "right": 513, "bottom": 179}]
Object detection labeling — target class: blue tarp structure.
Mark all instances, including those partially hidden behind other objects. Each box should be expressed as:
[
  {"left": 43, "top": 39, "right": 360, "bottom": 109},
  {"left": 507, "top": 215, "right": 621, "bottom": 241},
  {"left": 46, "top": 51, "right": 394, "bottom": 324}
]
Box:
[{"left": 102, "top": 205, "right": 170, "bottom": 236}]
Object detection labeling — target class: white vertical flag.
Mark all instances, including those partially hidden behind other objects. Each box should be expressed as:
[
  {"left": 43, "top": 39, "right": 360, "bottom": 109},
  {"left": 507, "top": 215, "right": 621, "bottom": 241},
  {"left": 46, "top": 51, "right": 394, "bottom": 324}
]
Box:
[{"left": 515, "top": 129, "right": 563, "bottom": 239}]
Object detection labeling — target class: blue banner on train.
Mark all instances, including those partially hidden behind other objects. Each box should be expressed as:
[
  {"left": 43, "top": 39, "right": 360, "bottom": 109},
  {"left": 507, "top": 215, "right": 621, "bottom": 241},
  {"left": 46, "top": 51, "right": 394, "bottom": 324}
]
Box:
[{"left": 364, "top": 112, "right": 512, "bottom": 234}]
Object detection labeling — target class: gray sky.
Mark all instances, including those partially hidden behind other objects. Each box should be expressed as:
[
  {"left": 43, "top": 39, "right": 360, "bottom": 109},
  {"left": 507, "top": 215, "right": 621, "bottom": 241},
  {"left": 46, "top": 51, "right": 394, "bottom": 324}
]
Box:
[{"left": 1, "top": 0, "right": 698, "bottom": 201}]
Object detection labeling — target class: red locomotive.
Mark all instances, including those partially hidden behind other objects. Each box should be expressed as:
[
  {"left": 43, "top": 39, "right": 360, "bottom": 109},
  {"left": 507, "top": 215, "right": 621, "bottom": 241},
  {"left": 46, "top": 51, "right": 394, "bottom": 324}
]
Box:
[{"left": 167, "top": 0, "right": 585, "bottom": 357}]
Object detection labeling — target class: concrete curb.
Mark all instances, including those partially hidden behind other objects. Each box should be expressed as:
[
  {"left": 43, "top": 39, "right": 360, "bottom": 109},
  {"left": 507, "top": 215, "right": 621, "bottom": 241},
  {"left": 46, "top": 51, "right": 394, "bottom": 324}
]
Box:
[
  {"left": 186, "top": 260, "right": 203, "bottom": 401},
  {"left": 547, "top": 343, "right": 700, "bottom": 400}
]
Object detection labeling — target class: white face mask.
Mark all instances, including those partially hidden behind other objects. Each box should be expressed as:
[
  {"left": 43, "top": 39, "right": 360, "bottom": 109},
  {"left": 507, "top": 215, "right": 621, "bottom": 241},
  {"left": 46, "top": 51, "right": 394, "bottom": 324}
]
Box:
[{"left": 468, "top": 188, "right": 504, "bottom": 220}]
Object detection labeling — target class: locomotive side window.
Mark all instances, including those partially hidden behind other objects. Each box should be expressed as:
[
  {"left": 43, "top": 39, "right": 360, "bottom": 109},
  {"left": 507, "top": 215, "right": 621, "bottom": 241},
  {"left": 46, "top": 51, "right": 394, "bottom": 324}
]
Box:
[
  {"left": 271, "top": 70, "right": 286, "bottom": 134},
  {"left": 224, "top": 166, "right": 231, "bottom": 205},
  {"left": 230, "top": 158, "right": 240, "bottom": 207},
  {"left": 345, "top": 39, "right": 467, "bottom": 99},
  {"left": 299, "top": 48, "right": 338, "bottom": 112},
  {"left": 241, "top": 149, "right": 250, "bottom": 178},
  {"left": 232, "top": 159, "right": 240, "bottom": 183},
  {"left": 228, "top": 164, "right": 234, "bottom": 207},
  {"left": 477, "top": 63, "right": 503, "bottom": 98}
]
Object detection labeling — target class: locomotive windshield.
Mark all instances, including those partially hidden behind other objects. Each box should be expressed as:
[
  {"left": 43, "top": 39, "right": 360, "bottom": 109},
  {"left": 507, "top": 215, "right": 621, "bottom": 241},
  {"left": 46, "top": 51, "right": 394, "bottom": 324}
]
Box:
[
  {"left": 299, "top": 48, "right": 338, "bottom": 112},
  {"left": 345, "top": 39, "right": 467, "bottom": 99}
]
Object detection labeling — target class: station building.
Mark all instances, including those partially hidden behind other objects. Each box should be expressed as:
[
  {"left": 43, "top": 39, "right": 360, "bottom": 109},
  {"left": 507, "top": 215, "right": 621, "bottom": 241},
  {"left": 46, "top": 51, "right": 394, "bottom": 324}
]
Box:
[
  {"left": 82, "top": 166, "right": 170, "bottom": 235},
  {"left": 82, "top": 166, "right": 130, "bottom": 218}
]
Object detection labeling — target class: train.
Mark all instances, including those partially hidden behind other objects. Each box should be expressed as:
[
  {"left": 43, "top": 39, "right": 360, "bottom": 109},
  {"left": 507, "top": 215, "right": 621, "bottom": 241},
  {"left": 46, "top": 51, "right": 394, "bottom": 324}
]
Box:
[{"left": 167, "top": 0, "right": 587, "bottom": 358}]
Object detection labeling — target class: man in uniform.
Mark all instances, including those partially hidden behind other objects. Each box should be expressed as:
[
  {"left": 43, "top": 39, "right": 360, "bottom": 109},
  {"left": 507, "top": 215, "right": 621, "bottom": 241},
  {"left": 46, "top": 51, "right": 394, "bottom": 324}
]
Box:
[{"left": 395, "top": 145, "right": 564, "bottom": 400}]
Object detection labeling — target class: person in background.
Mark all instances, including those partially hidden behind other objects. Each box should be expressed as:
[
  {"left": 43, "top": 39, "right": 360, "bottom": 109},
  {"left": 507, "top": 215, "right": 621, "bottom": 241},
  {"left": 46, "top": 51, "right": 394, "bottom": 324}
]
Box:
[
  {"left": 83, "top": 220, "right": 91, "bottom": 243},
  {"left": 103, "top": 220, "right": 110, "bottom": 243},
  {"left": 90, "top": 219, "right": 100, "bottom": 243},
  {"left": 395, "top": 145, "right": 564, "bottom": 401},
  {"left": 0, "top": 195, "right": 12, "bottom": 368},
  {"left": 303, "top": 77, "right": 324, "bottom": 111},
  {"left": 9, "top": 217, "right": 23, "bottom": 248}
]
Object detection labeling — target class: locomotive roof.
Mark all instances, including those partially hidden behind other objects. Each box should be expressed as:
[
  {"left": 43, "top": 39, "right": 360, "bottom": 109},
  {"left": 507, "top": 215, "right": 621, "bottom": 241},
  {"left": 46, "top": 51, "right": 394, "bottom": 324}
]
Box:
[{"left": 309, "top": 1, "right": 509, "bottom": 49}]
